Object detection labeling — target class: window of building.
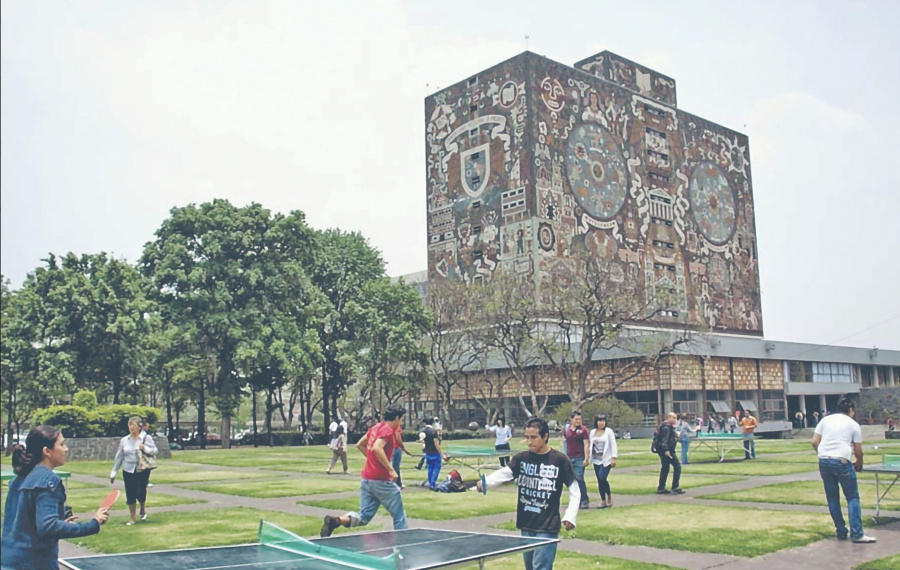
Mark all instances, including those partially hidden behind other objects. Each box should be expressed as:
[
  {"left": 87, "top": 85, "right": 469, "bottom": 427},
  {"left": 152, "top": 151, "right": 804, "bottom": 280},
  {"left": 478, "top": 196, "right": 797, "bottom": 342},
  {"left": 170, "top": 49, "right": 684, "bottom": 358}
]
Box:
[
  {"left": 471, "top": 200, "right": 481, "bottom": 210},
  {"left": 470, "top": 105, "right": 477, "bottom": 113},
  {"left": 787, "top": 361, "right": 812, "bottom": 382},
  {"left": 812, "top": 362, "right": 853, "bottom": 383},
  {"left": 473, "top": 225, "right": 482, "bottom": 234},
  {"left": 648, "top": 171, "right": 669, "bottom": 183},
  {"left": 467, "top": 76, "right": 478, "bottom": 87},
  {"left": 673, "top": 390, "right": 701, "bottom": 415},
  {"left": 618, "top": 390, "right": 659, "bottom": 419},
  {"left": 761, "top": 390, "right": 785, "bottom": 422},
  {"left": 734, "top": 390, "right": 758, "bottom": 415}
]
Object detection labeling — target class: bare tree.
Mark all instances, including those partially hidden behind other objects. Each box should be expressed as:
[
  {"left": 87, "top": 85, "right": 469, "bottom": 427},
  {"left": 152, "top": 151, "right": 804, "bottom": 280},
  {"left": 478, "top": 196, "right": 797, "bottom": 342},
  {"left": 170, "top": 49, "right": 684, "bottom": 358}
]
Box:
[{"left": 535, "top": 254, "right": 697, "bottom": 410}]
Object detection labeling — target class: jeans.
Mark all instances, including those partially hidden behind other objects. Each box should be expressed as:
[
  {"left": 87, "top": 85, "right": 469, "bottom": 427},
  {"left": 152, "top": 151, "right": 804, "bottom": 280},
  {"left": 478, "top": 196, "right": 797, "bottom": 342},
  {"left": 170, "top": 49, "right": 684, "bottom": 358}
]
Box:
[
  {"left": 742, "top": 433, "right": 756, "bottom": 459},
  {"left": 425, "top": 453, "right": 442, "bottom": 489},
  {"left": 520, "top": 530, "right": 559, "bottom": 570},
  {"left": 819, "top": 458, "right": 863, "bottom": 539},
  {"left": 347, "top": 479, "right": 408, "bottom": 530},
  {"left": 680, "top": 436, "right": 691, "bottom": 464},
  {"left": 658, "top": 452, "right": 681, "bottom": 490},
  {"left": 391, "top": 447, "right": 403, "bottom": 487},
  {"left": 569, "top": 457, "right": 589, "bottom": 506},
  {"left": 593, "top": 463, "right": 613, "bottom": 500}
]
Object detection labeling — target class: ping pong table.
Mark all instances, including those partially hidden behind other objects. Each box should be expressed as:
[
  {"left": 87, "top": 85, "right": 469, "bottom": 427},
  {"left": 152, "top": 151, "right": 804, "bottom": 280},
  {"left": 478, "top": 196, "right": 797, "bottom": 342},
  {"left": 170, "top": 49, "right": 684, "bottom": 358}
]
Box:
[
  {"left": 59, "top": 521, "right": 557, "bottom": 570},
  {"left": 441, "top": 447, "right": 509, "bottom": 474},
  {"left": 864, "top": 454, "right": 899, "bottom": 521},
  {"left": 2, "top": 468, "right": 70, "bottom": 491},
  {"left": 690, "top": 433, "right": 752, "bottom": 463}
]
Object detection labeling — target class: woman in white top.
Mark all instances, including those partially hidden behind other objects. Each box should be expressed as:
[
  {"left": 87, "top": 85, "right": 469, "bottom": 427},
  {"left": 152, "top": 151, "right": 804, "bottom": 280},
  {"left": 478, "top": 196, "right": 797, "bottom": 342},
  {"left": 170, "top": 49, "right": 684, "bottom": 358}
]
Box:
[
  {"left": 326, "top": 425, "right": 348, "bottom": 475},
  {"left": 588, "top": 414, "right": 617, "bottom": 508},
  {"left": 110, "top": 416, "right": 158, "bottom": 525},
  {"left": 485, "top": 417, "right": 512, "bottom": 467}
]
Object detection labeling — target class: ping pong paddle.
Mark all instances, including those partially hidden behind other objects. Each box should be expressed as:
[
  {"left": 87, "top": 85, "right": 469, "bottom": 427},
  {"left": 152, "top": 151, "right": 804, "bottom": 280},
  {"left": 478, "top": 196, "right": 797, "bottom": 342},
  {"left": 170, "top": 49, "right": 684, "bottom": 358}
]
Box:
[
  {"left": 100, "top": 490, "right": 120, "bottom": 510},
  {"left": 480, "top": 473, "right": 487, "bottom": 495}
]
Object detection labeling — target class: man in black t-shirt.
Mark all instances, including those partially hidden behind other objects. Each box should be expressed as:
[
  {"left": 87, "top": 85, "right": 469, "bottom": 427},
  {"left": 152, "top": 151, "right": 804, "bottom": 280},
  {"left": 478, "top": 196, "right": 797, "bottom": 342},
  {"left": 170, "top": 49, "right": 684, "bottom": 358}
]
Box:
[{"left": 478, "top": 417, "right": 579, "bottom": 570}]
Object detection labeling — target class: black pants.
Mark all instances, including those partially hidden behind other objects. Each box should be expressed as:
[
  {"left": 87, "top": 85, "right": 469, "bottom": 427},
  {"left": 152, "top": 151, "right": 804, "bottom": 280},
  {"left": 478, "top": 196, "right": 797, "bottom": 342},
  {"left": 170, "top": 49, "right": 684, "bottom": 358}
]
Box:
[
  {"left": 123, "top": 469, "right": 151, "bottom": 505},
  {"left": 495, "top": 443, "right": 510, "bottom": 467},
  {"left": 657, "top": 452, "right": 681, "bottom": 491}
]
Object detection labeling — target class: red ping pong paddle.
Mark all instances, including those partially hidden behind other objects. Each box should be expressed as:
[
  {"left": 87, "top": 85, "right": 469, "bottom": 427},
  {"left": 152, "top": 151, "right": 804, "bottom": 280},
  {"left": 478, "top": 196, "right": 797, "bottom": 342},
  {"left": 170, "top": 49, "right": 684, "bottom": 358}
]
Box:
[{"left": 100, "top": 490, "right": 120, "bottom": 510}]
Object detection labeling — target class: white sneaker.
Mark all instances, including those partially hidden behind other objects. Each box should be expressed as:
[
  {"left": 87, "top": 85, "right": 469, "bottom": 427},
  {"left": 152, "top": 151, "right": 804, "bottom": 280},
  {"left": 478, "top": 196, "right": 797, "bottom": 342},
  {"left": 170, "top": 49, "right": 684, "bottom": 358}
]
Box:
[
  {"left": 852, "top": 535, "right": 877, "bottom": 543},
  {"left": 140, "top": 513, "right": 148, "bottom": 521}
]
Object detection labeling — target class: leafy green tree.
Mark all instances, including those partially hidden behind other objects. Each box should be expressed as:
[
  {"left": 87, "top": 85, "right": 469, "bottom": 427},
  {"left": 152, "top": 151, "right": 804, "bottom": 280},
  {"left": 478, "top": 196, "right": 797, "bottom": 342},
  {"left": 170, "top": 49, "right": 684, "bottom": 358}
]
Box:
[
  {"left": 553, "top": 397, "right": 645, "bottom": 430},
  {"left": 141, "top": 200, "right": 318, "bottom": 448},
  {"left": 347, "top": 278, "right": 430, "bottom": 425},
  {"left": 308, "top": 229, "right": 386, "bottom": 429}
]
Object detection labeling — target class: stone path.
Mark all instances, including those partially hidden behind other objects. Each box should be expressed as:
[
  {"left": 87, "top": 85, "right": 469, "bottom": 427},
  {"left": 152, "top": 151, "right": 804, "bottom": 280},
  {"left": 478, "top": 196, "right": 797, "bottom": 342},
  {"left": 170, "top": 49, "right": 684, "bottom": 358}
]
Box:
[{"left": 60, "top": 455, "right": 900, "bottom": 569}]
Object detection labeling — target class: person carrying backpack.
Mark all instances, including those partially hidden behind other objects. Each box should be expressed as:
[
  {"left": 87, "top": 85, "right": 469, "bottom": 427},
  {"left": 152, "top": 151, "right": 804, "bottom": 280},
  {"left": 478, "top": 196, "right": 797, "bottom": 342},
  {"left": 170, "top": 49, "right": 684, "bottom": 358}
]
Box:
[{"left": 655, "top": 412, "right": 684, "bottom": 495}]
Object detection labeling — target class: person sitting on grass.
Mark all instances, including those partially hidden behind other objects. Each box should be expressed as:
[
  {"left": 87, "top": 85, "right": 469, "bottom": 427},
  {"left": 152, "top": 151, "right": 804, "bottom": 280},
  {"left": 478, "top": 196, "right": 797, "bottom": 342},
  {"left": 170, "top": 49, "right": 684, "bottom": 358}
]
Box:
[{"left": 320, "top": 405, "right": 409, "bottom": 537}]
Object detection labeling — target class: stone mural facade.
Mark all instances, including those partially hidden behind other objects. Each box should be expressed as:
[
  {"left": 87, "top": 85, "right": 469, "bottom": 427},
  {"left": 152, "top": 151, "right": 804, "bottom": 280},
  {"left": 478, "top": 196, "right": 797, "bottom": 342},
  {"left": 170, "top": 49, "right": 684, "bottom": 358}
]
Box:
[{"left": 425, "top": 50, "right": 763, "bottom": 335}]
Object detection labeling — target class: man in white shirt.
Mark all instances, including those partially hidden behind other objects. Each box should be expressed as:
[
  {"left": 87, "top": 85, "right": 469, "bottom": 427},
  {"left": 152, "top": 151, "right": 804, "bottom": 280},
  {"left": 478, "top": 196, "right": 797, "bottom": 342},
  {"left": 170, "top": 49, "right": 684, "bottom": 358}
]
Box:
[{"left": 811, "top": 398, "right": 876, "bottom": 543}]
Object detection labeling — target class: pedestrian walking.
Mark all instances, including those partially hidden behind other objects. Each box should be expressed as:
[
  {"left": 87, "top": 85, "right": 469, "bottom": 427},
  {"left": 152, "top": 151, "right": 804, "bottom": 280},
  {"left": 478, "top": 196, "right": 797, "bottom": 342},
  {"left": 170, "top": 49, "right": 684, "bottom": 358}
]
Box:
[{"left": 655, "top": 412, "right": 683, "bottom": 495}]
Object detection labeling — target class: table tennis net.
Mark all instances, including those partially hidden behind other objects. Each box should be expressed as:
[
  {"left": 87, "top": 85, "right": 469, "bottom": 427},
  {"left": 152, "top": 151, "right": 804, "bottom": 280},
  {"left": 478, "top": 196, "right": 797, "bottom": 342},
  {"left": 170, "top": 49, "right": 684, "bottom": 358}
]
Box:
[{"left": 258, "top": 521, "right": 399, "bottom": 570}]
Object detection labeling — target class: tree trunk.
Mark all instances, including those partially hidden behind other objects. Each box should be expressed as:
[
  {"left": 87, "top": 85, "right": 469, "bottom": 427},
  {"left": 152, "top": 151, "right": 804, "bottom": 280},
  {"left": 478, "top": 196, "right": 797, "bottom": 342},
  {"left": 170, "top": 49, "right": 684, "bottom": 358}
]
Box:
[
  {"left": 321, "top": 366, "right": 330, "bottom": 432},
  {"left": 221, "top": 415, "right": 232, "bottom": 449},
  {"left": 266, "top": 389, "right": 274, "bottom": 447},
  {"left": 166, "top": 388, "right": 174, "bottom": 438},
  {"left": 5, "top": 385, "right": 15, "bottom": 455},
  {"left": 251, "top": 384, "right": 259, "bottom": 448}
]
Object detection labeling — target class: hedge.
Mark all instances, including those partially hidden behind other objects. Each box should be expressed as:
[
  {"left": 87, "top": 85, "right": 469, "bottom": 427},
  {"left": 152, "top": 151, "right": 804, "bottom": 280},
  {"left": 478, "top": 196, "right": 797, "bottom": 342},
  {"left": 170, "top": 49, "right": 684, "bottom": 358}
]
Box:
[{"left": 32, "top": 404, "right": 162, "bottom": 438}]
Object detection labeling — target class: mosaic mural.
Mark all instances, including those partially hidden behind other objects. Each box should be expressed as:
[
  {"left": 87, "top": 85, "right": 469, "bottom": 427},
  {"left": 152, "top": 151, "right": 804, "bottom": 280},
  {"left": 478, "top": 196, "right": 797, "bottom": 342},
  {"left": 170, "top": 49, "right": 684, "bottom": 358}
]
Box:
[{"left": 425, "top": 50, "right": 763, "bottom": 335}]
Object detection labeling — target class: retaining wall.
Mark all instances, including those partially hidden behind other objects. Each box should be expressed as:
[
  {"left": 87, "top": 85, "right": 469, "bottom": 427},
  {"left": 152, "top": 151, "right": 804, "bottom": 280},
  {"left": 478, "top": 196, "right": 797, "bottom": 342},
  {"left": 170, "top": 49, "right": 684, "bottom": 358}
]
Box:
[{"left": 66, "top": 435, "right": 171, "bottom": 461}]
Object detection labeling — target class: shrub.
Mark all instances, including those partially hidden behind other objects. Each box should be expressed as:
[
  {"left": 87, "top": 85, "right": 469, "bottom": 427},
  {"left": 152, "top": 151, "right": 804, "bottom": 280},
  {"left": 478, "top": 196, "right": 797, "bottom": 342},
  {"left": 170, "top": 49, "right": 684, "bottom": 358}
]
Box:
[
  {"left": 32, "top": 406, "right": 101, "bottom": 438},
  {"left": 72, "top": 390, "right": 99, "bottom": 410},
  {"left": 553, "top": 397, "right": 645, "bottom": 430},
  {"left": 94, "top": 405, "right": 161, "bottom": 436}
]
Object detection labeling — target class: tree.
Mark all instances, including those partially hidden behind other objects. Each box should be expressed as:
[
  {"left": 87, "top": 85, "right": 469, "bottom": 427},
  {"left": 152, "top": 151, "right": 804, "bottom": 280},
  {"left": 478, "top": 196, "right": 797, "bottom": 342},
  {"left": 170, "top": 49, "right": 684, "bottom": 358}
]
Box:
[
  {"left": 308, "top": 229, "right": 386, "bottom": 430},
  {"left": 553, "top": 397, "right": 645, "bottom": 429},
  {"left": 535, "top": 254, "right": 696, "bottom": 410},
  {"left": 476, "top": 271, "right": 547, "bottom": 417},
  {"left": 424, "top": 278, "right": 484, "bottom": 429},
  {"left": 349, "top": 278, "right": 430, "bottom": 424},
  {"left": 141, "top": 200, "right": 318, "bottom": 448}
]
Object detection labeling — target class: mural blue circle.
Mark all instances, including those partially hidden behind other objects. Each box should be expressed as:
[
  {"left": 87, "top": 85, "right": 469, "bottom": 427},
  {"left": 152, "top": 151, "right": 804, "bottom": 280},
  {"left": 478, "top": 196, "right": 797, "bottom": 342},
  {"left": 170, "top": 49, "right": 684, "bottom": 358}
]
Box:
[
  {"left": 689, "top": 163, "right": 736, "bottom": 245},
  {"left": 565, "top": 123, "right": 628, "bottom": 221}
]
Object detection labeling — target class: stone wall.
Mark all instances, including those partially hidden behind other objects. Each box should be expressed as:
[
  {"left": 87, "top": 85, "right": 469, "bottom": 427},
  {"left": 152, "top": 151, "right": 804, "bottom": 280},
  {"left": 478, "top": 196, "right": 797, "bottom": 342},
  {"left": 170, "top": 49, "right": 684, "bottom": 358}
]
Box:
[{"left": 66, "top": 435, "right": 171, "bottom": 461}]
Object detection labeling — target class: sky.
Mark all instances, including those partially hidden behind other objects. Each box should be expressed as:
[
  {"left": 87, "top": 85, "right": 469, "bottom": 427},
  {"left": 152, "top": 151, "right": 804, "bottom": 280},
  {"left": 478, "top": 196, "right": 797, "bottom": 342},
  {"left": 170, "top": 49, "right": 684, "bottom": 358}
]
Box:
[{"left": 2, "top": 0, "right": 898, "bottom": 350}]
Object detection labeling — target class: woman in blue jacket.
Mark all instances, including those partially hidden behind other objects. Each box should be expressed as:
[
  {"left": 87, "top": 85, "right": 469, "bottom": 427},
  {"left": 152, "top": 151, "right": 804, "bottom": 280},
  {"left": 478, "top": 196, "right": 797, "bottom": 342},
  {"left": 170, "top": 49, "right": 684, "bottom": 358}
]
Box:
[{"left": 1, "top": 425, "right": 109, "bottom": 570}]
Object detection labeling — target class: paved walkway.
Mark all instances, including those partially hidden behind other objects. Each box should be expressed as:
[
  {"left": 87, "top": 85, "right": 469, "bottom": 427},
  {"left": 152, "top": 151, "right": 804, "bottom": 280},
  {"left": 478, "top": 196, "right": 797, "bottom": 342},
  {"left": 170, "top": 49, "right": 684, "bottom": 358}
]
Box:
[{"left": 60, "top": 455, "right": 900, "bottom": 569}]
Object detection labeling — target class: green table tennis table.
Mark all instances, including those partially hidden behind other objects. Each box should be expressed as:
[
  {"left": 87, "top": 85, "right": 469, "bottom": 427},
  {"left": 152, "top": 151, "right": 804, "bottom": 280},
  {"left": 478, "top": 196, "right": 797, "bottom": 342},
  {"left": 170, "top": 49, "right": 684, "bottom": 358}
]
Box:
[
  {"left": 690, "top": 433, "right": 750, "bottom": 462},
  {"left": 2, "top": 468, "right": 70, "bottom": 489},
  {"left": 60, "top": 521, "right": 557, "bottom": 569},
  {"left": 441, "top": 447, "right": 510, "bottom": 474},
  {"left": 864, "top": 454, "right": 900, "bottom": 522}
]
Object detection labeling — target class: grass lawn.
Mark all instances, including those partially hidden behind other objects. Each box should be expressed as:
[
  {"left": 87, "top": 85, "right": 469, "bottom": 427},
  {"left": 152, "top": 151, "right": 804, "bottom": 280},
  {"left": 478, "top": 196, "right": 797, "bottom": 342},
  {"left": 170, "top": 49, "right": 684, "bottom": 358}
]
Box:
[
  {"left": 603, "top": 473, "right": 743, "bottom": 495},
  {"left": 301, "top": 488, "right": 528, "bottom": 520},
  {"left": 856, "top": 554, "right": 900, "bottom": 570},
  {"left": 67, "top": 488, "right": 203, "bottom": 513},
  {"left": 462, "top": 550, "right": 677, "bottom": 570},
  {"left": 187, "top": 478, "right": 362, "bottom": 498},
  {"left": 69, "top": 507, "right": 374, "bottom": 554},
  {"left": 699, "top": 480, "right": 900, "bottom": 511},
  {"left": 681, "top": 460, "right": 815, "bottom": 476},
  {"left": 499, "top": 503, "right": 834, "bottom": 557}
]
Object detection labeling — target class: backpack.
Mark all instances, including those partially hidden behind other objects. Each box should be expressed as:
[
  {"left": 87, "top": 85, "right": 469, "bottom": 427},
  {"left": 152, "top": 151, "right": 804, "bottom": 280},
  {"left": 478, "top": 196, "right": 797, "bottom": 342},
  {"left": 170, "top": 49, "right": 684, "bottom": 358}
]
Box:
[
  {"left": 328, "top": 437, "right": 341, "bottom": 451},
  {"left": 650, "top": 426, "right": 665, "bottom": 454}
]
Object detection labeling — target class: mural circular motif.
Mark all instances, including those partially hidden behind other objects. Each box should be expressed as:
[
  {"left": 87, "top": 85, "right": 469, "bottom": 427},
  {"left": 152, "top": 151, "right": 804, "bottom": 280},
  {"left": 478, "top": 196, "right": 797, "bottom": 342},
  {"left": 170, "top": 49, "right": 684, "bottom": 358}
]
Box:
[
  {"left": 565, "top": 123, "right": 628, "bottom": 221},
  {"left": 538, "top": 223, "right": 555, "bottom": 252},
  {"left": 689, "top": 163, "right": 736, "bottom": 245}
]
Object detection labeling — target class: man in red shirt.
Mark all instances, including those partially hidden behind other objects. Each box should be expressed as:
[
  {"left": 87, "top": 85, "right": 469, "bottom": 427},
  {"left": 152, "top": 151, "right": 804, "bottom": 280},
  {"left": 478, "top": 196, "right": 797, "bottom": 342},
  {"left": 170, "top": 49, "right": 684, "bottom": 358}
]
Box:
[{"left": 320, "top": 405, "right": 408, "bottom": 537}]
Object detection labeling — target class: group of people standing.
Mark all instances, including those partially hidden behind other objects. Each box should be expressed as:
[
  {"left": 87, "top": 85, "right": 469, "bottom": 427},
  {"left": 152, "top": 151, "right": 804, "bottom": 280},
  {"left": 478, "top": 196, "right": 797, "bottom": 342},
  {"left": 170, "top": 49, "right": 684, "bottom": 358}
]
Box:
[{"left": 561, "top": 411, "right": 618, "bottom": 510}]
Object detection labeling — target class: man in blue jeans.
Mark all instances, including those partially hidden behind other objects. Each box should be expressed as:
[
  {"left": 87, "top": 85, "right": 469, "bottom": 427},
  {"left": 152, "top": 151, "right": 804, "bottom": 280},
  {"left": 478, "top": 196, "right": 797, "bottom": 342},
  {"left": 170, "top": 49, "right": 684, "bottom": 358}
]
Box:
[
  {"left": 563, "top": 411, "right": 591, "bottom": 509},
  {"left": 812, "top": 398, "right": 876, "bottom": 543},
  {"left": 478, "top": 417, "right": 579, "bottom": 570},
  {"left": 320, "top": 405, "right": 409, "bottom": 536}
]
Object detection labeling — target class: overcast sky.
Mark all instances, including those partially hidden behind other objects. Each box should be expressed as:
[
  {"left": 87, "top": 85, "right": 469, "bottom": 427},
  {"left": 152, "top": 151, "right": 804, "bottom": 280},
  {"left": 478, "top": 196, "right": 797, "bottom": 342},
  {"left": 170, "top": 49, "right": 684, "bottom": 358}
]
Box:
[{"left": 2, "top": 1, "right": 898, "bottom": 350}]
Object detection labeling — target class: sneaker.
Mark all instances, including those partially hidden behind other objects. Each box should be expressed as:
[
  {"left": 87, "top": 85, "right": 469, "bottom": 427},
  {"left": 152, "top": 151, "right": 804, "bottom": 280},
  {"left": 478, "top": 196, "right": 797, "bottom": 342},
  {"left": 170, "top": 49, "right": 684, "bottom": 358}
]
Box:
[
  {"left": 852, "top": 535, "right": 877, "bottom": 544},
  {"left": 325, "top": 471, "right": 332, "bottom": 475},
  {"left": 580, "top": 502, "right": 590, "bottom": 510},
  {"left": 140, "top": 513, "right": 148, "bottom": 521},
  {"left": 147, "top": 483, "right": 154, "bottom": 488},
  {"left": 836, "top": 534, "right": 849, "bottom": 540},
  {"left": 656, "top": 489, "right": 671, "bottom": 494},
  {"left": 320, "top": 515, "right": 342, "bottom": 538},
  {"left": 125, "top": 521, "right": 136, "bottom": 526},
  {"left": 671, "top": 487, "right": 685, "bottom": 495}
]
